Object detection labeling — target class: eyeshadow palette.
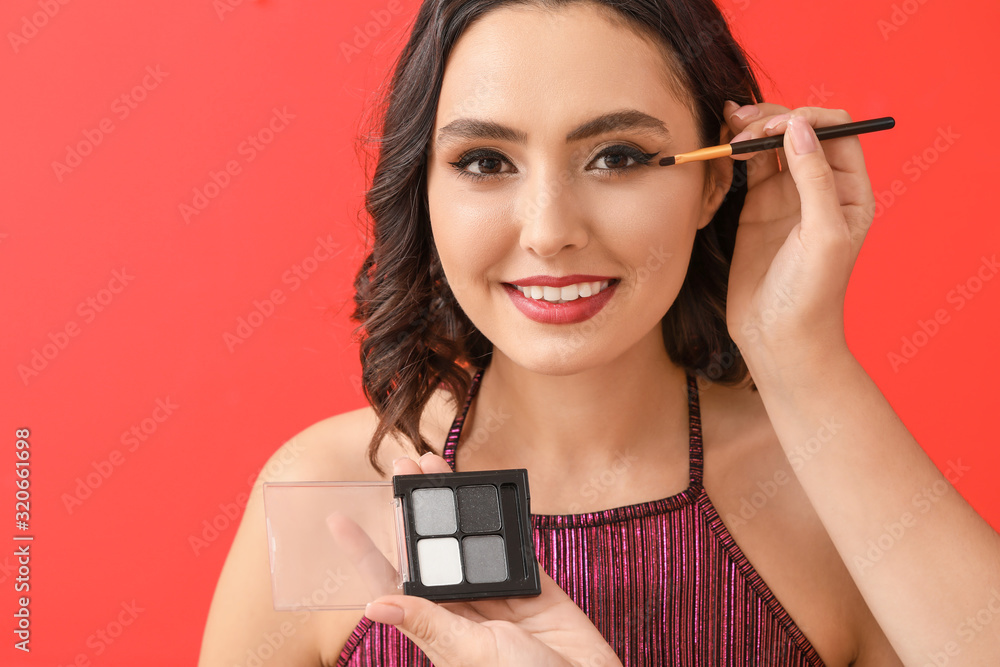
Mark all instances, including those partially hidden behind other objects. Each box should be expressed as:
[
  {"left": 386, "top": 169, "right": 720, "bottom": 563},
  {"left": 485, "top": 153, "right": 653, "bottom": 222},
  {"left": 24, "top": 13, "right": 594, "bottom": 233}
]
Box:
[
  {"left": 393, "top": 469, "right": 540, "bottom": 600},
  {"left": 262, "top": 468, "right": 541, "bottom": 610}
]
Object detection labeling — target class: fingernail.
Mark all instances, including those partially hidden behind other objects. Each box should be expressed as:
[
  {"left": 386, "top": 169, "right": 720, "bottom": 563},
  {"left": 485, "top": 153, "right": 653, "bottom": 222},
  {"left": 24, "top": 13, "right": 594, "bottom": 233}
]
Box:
[
  {"left": 393, "top": 456, "right": 410, "bottom": 466},
  {"left": 788, "top": 118, "right": 818, "bottom": 155},
  {"left": 762, "top": 113, "right": 791, "bottom": 134},
  {"left": 731, "top": 131, "right": 752, "bottom": 144},
  {"left": 731, "top": 105, "right": 760, "bottom": 122},
  {"left": 366, "top": 601, "right": 405, "bottom": 625}
]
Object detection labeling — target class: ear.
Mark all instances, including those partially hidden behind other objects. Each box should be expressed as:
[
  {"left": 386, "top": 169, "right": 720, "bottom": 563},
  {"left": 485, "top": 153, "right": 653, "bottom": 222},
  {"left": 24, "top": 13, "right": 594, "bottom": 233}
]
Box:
[{"left": 696, "top": 123, "right": 736, "bottom": 231}]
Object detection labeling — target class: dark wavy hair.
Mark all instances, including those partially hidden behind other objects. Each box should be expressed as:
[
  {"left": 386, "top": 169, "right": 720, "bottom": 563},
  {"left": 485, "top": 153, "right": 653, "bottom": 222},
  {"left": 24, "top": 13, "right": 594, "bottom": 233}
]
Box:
[{"left": 350, "top": 0, "right": 766, "bottom": 473}]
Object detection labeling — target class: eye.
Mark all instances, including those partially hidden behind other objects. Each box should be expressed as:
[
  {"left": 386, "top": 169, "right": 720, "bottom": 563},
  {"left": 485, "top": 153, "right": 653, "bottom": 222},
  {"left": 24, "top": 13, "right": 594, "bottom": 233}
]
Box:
[
  {"left": 447, "top": 149, "right": 514, "bottom": 181},
  {"left": 589, "top": 145, "right": 660, "bottom": 174},
  {"left": 447, "top": 144, "right": 660, "bottom": 182}
]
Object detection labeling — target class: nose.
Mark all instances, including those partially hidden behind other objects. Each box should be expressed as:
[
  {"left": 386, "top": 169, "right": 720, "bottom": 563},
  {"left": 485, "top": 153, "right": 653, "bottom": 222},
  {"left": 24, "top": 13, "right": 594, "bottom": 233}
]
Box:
[{"left": 518, "top": 165, "right": 589, "bottom": 258}]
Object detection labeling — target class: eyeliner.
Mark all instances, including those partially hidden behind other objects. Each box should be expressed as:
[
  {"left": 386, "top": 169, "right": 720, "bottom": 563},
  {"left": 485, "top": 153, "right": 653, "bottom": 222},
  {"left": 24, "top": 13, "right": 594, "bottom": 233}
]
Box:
[{"left": 658, "top": 116, "right": 895, "bottom": 166}]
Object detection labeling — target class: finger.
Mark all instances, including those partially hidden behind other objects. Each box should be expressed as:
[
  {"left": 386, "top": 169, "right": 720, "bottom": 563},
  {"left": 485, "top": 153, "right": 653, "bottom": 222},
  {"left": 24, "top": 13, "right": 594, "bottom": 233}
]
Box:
[
  {"left": 440, "top": 600, "right": 492, "bottom": 624},
  {"left": 393, "top": 456, "right": 423, "bottom": 476},
  {"left": 417, "top": 451, "right": 453, "bottom": 474},
  {"left": 326, "top": 512, "right": 401, "bottom": 598},
  {"left": 733, "top": 145, "right": 786, "bottom": 193},
  {"left": 366, "top": 594, "right": 492, "bottom": 667},
  {"left": 724, "top": 101, "right": 791, "bottom": 134},
  {"left": 782, "top": 117, "right": 849, "bottom": 243},
  {"left": 724, "top": 102, "right": 791, "bottom": 190},
  {"left": 748, "top": 106, "right": 874, "bottom": 209},
  {"left": 469, "top": 562, "right": 574, "bottom": 623}
]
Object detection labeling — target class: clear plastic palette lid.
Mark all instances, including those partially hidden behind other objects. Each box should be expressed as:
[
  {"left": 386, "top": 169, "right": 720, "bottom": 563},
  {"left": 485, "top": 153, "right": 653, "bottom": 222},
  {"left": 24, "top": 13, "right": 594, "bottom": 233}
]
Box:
[{"left": 262, "top": 481, "right": 405, "bottom": 611}]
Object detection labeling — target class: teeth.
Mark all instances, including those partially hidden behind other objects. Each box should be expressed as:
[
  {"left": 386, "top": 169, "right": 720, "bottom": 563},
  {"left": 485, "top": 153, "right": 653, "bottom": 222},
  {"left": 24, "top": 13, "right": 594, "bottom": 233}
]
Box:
[{"left": 514, "top": 280, "right": 614, "bottom": 304}]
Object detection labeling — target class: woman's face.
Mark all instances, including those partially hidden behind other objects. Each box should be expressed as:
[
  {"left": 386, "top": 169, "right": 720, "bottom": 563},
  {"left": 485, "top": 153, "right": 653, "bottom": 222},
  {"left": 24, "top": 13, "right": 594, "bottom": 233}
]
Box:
[{"left": 426, "top": 2, "right": 731, "bottom": 375}]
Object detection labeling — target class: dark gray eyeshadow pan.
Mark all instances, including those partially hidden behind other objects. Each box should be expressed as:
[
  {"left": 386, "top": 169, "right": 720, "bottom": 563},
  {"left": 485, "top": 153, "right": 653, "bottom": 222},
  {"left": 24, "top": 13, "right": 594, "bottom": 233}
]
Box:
[
  {"left": 462, "top": 535, "right": 508, "bottom": 584},
  {"left": 457, "top": 485, "right": 501, "bottom": 532},
  {"left": 412, "top": 487, "right": 457, "bottom": 536}
]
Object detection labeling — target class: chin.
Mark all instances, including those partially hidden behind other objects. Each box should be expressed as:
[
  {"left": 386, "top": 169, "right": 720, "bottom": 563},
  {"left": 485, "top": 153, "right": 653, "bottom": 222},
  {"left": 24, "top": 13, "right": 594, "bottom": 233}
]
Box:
[{"left": 491, "top": 337, "right": 624, "bottom": 377}]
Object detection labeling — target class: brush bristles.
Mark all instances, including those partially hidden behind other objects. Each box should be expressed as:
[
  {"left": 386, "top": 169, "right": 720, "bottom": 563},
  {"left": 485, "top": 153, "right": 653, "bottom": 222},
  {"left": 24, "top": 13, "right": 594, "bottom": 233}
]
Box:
[{"left": 658, "top": 155, "right": 676, "bottom": 166}]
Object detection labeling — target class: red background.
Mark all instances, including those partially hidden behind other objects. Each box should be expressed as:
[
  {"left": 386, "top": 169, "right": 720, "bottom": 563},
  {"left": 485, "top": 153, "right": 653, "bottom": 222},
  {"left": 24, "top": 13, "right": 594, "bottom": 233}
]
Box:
[{"left": 3, "top": 0, "right": 998, "bottom": 664}]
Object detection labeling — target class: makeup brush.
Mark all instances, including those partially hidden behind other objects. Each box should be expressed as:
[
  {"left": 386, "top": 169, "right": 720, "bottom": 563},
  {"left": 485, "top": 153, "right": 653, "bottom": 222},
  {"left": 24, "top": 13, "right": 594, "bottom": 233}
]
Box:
[{"left": 658, "top": 116, "right": 895, "bottom": 166}]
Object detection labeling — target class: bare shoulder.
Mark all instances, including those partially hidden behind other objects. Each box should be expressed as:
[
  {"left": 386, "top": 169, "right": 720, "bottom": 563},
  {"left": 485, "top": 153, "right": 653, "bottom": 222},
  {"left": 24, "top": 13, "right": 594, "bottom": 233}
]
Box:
[
  {"left": 199, "top": 385, "right": 460, "bottom": 667},
  {"left": 698, "top": 378, "right": 901, "bottom": 667}
]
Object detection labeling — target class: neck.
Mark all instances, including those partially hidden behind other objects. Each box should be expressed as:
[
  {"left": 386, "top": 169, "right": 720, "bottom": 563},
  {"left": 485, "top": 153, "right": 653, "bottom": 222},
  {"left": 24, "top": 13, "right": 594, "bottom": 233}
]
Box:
[{"left": 458, "top": 326, "right": 691, "bottom": 473}]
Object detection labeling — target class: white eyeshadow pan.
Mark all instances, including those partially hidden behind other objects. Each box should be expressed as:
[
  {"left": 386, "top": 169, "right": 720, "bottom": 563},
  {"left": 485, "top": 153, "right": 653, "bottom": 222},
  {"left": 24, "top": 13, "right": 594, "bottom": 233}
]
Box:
[
  {"left": 417, "top": 537, "right": 463, "bottom": 586},
  {"left": 412, "top": 488, "right": 457, "bottom": 536}
]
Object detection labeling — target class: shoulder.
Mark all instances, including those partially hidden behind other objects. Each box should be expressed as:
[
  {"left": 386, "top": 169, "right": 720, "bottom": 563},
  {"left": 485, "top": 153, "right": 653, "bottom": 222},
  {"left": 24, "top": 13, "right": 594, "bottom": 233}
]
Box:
[
  {"left": 263, "top": 382, "right": 461, "bottom": 485},
  {"left": 199, "top": 384, "right": 461, "bottom": 667},
  {"left": 699, "top": 378, "right": 900, "bottom": 666}
]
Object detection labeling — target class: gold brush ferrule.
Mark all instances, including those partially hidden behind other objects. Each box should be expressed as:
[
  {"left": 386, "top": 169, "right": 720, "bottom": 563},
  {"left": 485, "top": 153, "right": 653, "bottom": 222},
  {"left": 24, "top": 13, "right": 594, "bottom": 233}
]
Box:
[{"left": 673, "top": 144, "right": 734, "bottom": 165}]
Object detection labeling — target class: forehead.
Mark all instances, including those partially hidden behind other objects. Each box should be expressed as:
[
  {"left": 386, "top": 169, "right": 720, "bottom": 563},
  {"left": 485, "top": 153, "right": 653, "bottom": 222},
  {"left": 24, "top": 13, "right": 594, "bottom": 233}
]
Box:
[{"left": 434, "top": 2, "right": 696, "bottom": 143}]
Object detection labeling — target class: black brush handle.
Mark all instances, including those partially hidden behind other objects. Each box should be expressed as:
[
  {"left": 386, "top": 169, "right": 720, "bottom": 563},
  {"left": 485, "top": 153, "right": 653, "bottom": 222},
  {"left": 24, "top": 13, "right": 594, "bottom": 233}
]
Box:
[{"left": 730, "top": 116, "right": 895, "bottom": 155}]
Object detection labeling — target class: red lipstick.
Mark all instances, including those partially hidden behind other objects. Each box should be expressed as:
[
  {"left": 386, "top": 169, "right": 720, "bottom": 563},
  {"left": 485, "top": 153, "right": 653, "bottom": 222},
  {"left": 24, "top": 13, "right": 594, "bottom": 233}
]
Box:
[{"left": 503, "top": 279, "right": 618, "bottom": 325}]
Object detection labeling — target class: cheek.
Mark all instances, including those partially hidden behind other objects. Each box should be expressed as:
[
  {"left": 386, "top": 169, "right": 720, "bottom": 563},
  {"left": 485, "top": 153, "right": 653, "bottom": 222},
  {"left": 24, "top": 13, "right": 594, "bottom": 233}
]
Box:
[
  {"left": 579, "top": 176, "right": 702, "bottom": 280},
  {"left": 428, "top": 178, "right": 512, "bottom": 294}
]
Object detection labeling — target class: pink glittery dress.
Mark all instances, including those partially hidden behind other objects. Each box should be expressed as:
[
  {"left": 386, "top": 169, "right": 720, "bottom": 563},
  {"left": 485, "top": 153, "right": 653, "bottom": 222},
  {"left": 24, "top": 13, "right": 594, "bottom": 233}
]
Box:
[{"left": 336, "top": 368, "right": 826, "bottom": 666}]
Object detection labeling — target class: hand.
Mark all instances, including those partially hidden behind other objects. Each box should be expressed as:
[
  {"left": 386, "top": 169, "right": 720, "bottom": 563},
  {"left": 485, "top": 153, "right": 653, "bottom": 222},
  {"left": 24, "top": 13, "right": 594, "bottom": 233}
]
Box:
[
  {"left": 359, "top": 453, "right": 622, "bottom": 667},
  {"left": 721, "top": 101, "right": 876, "bottom": 365}
]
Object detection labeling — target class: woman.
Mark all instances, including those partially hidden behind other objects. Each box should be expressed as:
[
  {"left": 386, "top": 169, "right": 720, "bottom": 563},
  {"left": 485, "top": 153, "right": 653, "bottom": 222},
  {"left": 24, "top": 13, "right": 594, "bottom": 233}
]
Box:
[{"left": 198, "top": 0, "right": 1000, "bottom": 665}]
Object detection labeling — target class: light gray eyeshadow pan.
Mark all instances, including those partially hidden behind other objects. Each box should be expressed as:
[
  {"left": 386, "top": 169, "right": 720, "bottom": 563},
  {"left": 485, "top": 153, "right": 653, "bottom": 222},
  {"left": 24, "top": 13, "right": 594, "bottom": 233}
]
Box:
[
  {"left": 463, "top": 535, "right": 508, "bottom": 584},
  {"left": 457, "top": 485, "right": 501, "bottom": 532},
  {"left": 412, "top": 487, "right": 457, "bottom": 536}
]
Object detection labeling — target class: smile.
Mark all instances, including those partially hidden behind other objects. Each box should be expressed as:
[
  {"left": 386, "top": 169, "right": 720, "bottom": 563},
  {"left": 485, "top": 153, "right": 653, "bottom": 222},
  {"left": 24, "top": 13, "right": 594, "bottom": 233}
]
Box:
[
  {"left": 502, "top": 279, "right": 619, "bottom": 325},
  {"left": 511, "top": 279, "right": 615, "bottom": 304}
]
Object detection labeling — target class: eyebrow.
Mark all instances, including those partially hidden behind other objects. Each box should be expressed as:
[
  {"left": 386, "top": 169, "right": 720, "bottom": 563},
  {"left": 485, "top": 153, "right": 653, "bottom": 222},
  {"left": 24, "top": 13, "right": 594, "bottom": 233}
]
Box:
[{"left": 435, "top": 109, "right": 672, "bottom": 148}]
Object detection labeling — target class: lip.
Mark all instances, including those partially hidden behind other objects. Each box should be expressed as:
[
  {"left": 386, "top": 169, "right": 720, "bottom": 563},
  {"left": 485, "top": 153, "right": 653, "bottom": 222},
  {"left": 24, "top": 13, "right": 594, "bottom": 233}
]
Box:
[
  {"left": 503, "top": 280, "right": 618, "bottom": 325},
  {"left": 504, "top": 274, "right": 616, "bottom": 288}
]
